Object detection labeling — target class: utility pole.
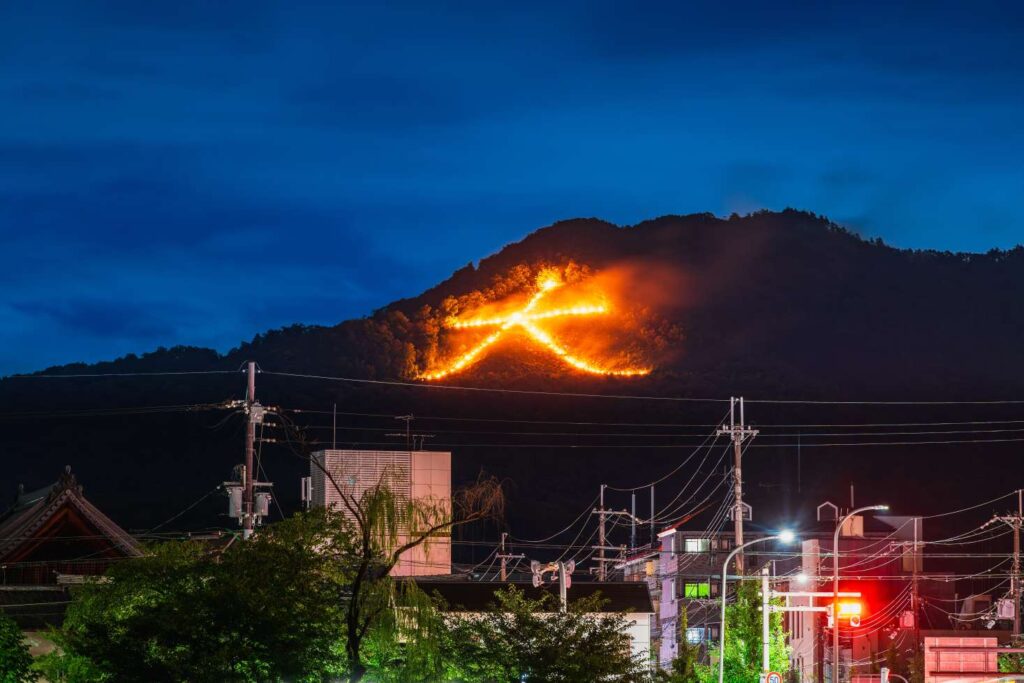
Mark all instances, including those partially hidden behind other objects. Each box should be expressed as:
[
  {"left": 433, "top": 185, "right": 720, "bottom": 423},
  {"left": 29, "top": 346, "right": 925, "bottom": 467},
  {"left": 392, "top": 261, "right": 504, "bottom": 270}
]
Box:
[
  {"left": 718, "top": 397, "right": 758, "bottom": 572},
  {"left": 986, "top": 491, "right": 1023, "bottom": 639},
  {"left": 598, "top": 485, "right": 607, "bottom": 581},
  {"left": 912, "top": 517, "right": 921, "bottom": 656},
  {"left": 500, "top": 533, "right": 508, "bottom": 581},
  {"left": 650, "top": 485, "right": 655, "bottom": 547},
  {"left": 497, "top": 532, "right": 525, "bottom": 582},
  {"left": 242, "top": 361, "right": 256, "bottom": 540},
  {"left": 631, "top": 491, "right": 637, "bottom": 551}
]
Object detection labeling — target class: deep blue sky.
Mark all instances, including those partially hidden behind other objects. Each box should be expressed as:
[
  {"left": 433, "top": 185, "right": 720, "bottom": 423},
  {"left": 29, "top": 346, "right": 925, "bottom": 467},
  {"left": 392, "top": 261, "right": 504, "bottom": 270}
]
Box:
[{"left": 2, "top": 1, "right": 1023, "bottom": 375}]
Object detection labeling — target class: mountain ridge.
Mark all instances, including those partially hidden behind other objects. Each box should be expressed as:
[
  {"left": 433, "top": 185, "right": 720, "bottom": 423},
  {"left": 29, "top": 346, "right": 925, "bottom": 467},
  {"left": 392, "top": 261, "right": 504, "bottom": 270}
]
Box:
[
  {"left": 18, "top": 209, "right": 1024, "bottom": 390},
  {"left": 3, "top": 209, "right": 1023, "bottom": 544}
]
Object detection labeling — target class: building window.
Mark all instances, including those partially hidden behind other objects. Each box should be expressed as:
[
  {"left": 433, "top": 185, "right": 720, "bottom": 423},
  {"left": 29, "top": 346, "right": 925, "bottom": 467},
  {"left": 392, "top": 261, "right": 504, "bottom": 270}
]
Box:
[
  {"left": 684, "top": 582, "right": 711, "bottom": 598},
  {"left": 685, "top": 627, "right": 704, "bottom": 645},
  {"left": 684, "top": 538, "right": 710, "bottom": 553}
]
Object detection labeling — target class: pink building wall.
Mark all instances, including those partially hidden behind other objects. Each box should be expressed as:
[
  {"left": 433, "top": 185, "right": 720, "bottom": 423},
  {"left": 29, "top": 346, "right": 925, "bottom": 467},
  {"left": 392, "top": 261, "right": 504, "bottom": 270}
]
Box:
[{"left": 311, "top": 449, "right": 452, "bottom": 576}]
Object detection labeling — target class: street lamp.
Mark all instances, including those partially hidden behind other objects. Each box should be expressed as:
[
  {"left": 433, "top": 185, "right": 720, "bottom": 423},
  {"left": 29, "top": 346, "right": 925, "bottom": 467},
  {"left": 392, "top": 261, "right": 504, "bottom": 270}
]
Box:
[
  {"left": 719, "top": 530, "right": 796, "bottom": 683},
  {"left": 833, "top": 505, "right": 889, "bottom": 683}
]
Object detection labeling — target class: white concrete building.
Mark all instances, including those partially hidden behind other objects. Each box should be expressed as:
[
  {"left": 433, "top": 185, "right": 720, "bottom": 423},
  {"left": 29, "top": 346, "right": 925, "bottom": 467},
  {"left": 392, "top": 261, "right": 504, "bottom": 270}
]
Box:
[{"left": 309, "top": 449, "right": 452, "bottom": 576}]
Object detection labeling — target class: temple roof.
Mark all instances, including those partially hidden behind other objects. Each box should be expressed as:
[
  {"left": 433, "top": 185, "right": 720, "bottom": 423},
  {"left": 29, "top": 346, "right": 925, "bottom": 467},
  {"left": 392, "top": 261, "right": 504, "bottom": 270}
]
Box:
[{"left": 0, "top": 466, "right": 142, "bottom": 562}]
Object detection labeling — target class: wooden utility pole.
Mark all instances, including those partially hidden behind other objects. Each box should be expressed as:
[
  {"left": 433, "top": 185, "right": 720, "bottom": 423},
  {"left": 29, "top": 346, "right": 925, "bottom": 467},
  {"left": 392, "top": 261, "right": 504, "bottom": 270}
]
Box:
[
  {"left": 984, "top": 491, "right": 1023, "bottom": 640},
  {"left": 912, "top": 517, "right": 921, "bottom": 654},
  {"left": 631, "top": 492, "right": 637, "bottom": 550},
  {"left": 242, "top": 361, "right": 256, "bottom": 540},
  {"left": 496, "top": 532, "right": 524, "bottom": 581},
  {"left": 718, "top": 397, "right": 758, "bottom": 572},
  {"left": 598, "top": 485, "right": 607, "bottom": 581},
  {"left": 500, "top": 533, "right": 508, "bottom": 581},
  {"left": 650, "top": 485, "right": 655, "bottom": 547}
]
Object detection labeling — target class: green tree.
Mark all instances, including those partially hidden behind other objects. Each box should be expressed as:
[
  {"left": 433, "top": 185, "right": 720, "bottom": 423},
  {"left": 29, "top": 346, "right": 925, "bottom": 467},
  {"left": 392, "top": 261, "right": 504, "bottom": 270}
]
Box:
[
  {"left": 442, "top": 585, "right": 650, "bottom": 683},
  {"left": 37, "top": 508, "right": 355, "bottom": 682},
  {"left": 303, "top": 452, "right": 504, "bottom": 683},
  {"left": 657, "top": 610, "right": 701, "bottom": 683},
  {"left": 698, "top": 580, "right": 790, "bottom": 683},
  {"left": 998, "top": 641, "right": 1024, "bottom": 674},
  {"left": 0, "top": 611, "right": 36, "bottom": 683}
]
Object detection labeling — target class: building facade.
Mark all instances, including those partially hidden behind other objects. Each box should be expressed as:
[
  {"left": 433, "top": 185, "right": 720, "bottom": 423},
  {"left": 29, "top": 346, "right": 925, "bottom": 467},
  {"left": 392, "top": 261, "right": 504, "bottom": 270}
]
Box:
[{"left": 309, "top": 449, "right": 452, "bottom": 576}]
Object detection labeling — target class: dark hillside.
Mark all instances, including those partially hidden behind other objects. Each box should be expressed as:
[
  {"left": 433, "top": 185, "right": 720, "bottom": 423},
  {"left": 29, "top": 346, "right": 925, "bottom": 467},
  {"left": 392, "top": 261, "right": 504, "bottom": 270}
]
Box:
[{"left": 2, "top": 210, "right": 1023, "bottom": 554}]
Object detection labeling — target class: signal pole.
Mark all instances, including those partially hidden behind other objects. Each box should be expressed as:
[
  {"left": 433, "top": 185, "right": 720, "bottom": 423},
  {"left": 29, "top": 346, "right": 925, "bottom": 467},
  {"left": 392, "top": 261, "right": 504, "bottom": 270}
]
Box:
[
  {"left": 718, "top": 397, "right": 758, "bottom": 572},
  {"left": 243, "top": 361, "right": 256, "bottom": 540}
]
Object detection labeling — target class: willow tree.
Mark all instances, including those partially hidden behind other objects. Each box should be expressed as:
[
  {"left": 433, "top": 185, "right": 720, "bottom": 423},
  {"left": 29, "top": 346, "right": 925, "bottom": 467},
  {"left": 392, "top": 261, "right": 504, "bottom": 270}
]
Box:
[{"left": 309, "top": 456, "right": 504, "bottom": 683}]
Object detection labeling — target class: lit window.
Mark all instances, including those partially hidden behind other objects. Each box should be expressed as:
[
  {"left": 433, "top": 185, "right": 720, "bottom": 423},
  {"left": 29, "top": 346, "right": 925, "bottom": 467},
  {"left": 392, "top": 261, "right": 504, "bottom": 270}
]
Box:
[
  {"left": 685, "top": 627, "right": 704, "bottom": 644},
  {"left": 684, "top": 582, "right": 711, "bottom": 598},
  {"left": 684, "top": 538, "right": 709, "bottom": 553}
]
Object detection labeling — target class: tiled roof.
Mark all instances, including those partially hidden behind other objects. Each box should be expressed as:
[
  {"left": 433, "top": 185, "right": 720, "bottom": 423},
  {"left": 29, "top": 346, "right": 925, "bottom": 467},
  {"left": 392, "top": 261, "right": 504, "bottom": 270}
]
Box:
[{"left": 0, "top": 467, "right": 142, "bottom": 561}]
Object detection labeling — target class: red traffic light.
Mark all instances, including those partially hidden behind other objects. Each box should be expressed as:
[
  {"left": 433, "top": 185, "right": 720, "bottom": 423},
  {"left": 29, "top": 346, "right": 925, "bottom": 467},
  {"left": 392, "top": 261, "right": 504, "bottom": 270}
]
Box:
[{"left": 837, "top": 601, "right": 862, "bottom": 618}]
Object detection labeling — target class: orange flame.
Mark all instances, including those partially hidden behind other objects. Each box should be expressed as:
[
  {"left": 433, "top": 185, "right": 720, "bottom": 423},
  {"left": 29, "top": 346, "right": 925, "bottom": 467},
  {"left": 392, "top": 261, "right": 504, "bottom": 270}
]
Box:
[{"left": 418, "top": 271, "right": 651, "bottom": 380}]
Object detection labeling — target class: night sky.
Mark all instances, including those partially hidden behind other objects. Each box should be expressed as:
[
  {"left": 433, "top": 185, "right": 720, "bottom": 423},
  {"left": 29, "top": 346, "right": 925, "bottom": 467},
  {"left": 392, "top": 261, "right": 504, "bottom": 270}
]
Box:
[{"left": 2, "top": 1, "right": 1023, "bottom": 376}]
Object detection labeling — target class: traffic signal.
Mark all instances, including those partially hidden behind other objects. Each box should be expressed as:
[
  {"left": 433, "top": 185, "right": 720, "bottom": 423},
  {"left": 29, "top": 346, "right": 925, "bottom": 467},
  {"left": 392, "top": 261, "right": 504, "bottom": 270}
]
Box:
[
  {"left": 837, "top": 601, "right": 863, "bottom": 618},
  {"left": 827, "top": 601, "right": 864, "bottom": 628}
]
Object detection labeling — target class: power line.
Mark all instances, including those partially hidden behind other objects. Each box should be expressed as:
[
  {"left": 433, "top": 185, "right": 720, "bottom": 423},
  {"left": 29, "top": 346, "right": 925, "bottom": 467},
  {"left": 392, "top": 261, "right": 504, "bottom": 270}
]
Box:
[
  {"left": 265, "top": 369, "right": 1024, "bottom": 405},
  {"left": 4, "top": 370, "right": 240, "bottom": 379},
  {"left": 280, "top": 436, "right": 1024, "bottom": 449},
  {"left": 261, "top": 370, "right": 727, "bottom": 402},
  {"left": 288, "top": 407, "right": 1024, "bottom": 430}
]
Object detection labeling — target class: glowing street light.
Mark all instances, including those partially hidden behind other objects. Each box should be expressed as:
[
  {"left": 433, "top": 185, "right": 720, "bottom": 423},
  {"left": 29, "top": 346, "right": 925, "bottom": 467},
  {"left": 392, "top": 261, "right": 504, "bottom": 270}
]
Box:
[
  {"left": 833, "top": 504, "right": 888, "bottom": 683},
  {"left": 718, "top": 531, "right": 797, "bottom": 683}
]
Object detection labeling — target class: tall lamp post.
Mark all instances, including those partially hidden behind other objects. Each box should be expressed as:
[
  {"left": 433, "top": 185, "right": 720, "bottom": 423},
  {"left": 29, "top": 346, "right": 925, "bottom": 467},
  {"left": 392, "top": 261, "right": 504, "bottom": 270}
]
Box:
[
  {"left": 719, "top": 530, "right": 796, "bottom": 683},
  {"left": 833, "top": 505, "right": 889, "bottom": 683}
]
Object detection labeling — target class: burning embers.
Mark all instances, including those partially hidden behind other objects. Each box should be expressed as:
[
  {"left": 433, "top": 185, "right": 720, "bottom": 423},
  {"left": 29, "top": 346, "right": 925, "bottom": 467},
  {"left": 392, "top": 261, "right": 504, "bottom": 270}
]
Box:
[{"left": 418, "top": 271, "right": 652, "bottom": 380}]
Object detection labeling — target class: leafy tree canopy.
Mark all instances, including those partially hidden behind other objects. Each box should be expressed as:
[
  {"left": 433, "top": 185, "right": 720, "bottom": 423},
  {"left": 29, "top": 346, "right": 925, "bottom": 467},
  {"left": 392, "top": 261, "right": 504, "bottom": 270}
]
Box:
[
  {"left": 0, "top": 611, "right": 36, "bottom": 683},
  {"left": 38, "top": 508, "right": 355, "bottom": 683},
  {"left": 696, "top": 580, "right": 790, "bottom": 683},
  {"left": 442, "top": 585, "right": 650, "bottom": 683}
]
